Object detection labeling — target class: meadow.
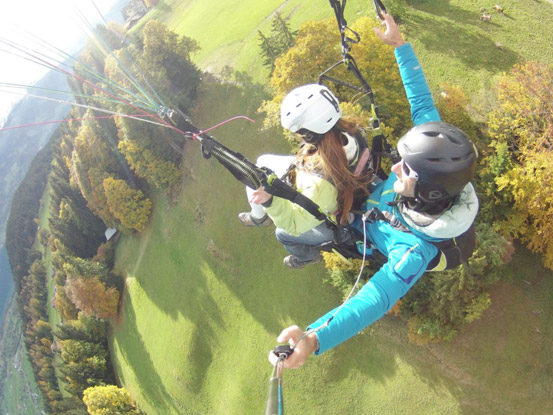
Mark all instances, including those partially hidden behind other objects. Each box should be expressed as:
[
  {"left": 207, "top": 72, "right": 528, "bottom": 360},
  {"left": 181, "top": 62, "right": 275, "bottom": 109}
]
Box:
[
  {"left": 145, "top": 0, "right": 553, "bottom": 119},
  {"left": 110, "top": 0, "right": 553, "bottom": 414}
]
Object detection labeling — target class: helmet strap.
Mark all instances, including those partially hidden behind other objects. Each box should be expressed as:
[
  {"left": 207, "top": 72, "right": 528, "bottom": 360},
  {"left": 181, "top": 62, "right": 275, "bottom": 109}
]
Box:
[
  {"left": 298, "top": 128, "right": 324, "bottom": 144},
  {"left": 415, "top": 181, "right": 451, "bottom": 203},
  {"left": 388, "top": 191, "right": 454, "bottom": 215}
]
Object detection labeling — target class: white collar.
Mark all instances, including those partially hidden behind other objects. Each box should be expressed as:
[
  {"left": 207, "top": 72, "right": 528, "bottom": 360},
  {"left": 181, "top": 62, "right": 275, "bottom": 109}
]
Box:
[
  {"left": 401, "top": 182, "right": 479, "bottom": 239},
  {"left": 342, "top": 132, "right": 358, "bottom": 163}
]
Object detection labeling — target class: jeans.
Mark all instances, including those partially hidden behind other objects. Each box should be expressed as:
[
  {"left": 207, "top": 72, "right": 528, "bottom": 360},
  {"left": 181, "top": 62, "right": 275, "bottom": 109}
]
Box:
[{"left": 275, "top": 222, "right": 335, "bottom": 262}]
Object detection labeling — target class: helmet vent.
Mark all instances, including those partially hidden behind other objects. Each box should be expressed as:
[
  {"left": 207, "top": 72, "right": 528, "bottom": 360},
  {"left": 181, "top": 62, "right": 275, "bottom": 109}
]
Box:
[
  {"left": 452, "top": 154, "right": 473, "bottom": 161},
  {"left": 448, "top": 136, "right": 465, "bottom": 145}
]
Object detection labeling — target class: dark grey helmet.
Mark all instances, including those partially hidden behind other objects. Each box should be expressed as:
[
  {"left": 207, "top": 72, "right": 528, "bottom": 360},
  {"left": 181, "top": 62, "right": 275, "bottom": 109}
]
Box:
[{"left": 397, "top": 122, "right": 477, "bottom": 202}]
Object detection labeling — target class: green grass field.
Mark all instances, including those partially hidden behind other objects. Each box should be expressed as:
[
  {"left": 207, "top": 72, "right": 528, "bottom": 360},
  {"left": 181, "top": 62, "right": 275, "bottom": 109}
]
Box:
[
  {"left": 146, "top": 0, "right": 553, "bottom": 119},
  {"left": 36, "top": 182, "right": 72, "bottom": 397},
  {"left": 110, "top": 83, "right": 553, "bottom": 414},
  {"left": 110, "top": 1, "right": 553, "bottom": 414}
]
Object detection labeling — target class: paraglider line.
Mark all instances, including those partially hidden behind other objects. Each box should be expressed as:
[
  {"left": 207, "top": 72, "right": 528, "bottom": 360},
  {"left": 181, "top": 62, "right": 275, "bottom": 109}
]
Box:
[
  {"left": 188, "top": 116, "right": 256, "bottom": 140},
  {"left": 0, "top": 113, "right": 159, "bottom": 133}
]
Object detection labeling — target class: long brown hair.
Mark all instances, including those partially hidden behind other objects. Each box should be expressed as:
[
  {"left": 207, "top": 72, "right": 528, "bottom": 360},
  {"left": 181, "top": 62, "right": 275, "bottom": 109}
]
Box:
[{"left": 298, "top": 118, "right": 372, "bottom": 224}]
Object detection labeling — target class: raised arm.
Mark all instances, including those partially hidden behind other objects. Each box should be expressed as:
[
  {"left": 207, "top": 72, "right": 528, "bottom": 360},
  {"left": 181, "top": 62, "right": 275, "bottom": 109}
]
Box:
[{"left": 376, "top": 13, "right": 441, "bottom": 125}]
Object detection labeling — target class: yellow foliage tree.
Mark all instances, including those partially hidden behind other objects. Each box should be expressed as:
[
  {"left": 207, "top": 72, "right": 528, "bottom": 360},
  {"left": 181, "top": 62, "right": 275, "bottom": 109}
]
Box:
[
  {"left": 486, "top": 61, "right": 553, "bottom": 269},
  {"left": 69, "top": 119, "right": 125, "bottom": 229},
  {"left": 118, "top": 137, "right": 181, "bottom": 190},
  {"left": 102, "top": 177, "right": 152, "bottom": 232},
  {"left": 83, "top": 385, "right": 141, "bottom": 415},
  {"left": 259, "top": 17, "right": 411, "bottom": 141},
  {"left": 434, "top": 83, "right": 478, "bottom": 140}
]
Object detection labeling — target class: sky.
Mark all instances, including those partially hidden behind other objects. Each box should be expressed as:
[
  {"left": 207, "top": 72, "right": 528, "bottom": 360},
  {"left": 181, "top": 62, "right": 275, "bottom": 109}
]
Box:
[{"left": 0, "top": 0, "right": 123, "bottom": 123}]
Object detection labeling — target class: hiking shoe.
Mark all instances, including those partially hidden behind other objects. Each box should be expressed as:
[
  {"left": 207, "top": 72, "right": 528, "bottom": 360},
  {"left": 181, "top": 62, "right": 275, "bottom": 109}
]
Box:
[
  {"left": 238, "top": 212, "right": 272, "bottom": 227},
  {"left": 283, "top": 255, "right": 322, "bottom": 269}
]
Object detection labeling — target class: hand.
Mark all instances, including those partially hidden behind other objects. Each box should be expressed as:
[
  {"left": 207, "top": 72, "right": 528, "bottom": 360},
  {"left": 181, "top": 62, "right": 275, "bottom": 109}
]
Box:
[
  {"left": 267, "top": 325, "right": 319, "bottom": 369},
  {"left": 249, "top": 186, "right": 273, "bottom": 204},
  {"left": 373, "top": 12, "right": 405, "bottom": 48}
]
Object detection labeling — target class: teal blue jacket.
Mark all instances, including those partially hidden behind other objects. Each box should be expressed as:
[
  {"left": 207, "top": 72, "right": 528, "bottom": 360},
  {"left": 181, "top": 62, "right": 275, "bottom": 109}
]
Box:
[{"left": 308, "top": 42, "right": 442, "bottom": 354}]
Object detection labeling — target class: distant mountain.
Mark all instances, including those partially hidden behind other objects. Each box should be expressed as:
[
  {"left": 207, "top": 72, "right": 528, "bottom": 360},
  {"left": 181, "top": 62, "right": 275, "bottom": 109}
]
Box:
[
  {"left": 0, "top": 0, "right": 133, "bottom": 298},
  {"left": 0, "top": 1, "right": 132, "bottom": 410},
  {"left": 0, "top": 69, "right": 72, "bottom": 243}
]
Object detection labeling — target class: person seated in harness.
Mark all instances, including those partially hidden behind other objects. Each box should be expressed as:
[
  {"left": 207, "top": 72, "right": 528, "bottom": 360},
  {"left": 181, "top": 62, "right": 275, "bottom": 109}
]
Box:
[
  {"left": 238, "top": 85, "right": 373, "bottom": 269},
  {"left": 269, "top": 12, "right": 479, "bottom": 369}
]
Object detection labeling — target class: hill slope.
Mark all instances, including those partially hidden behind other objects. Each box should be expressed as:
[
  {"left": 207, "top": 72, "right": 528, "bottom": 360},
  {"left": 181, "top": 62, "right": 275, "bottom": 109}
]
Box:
[
  {"left": 110, "top": 1, "right": 553, "bottom": 414},
  {"left": 110, "top": 81, "right": 553, "bottom": 414}
]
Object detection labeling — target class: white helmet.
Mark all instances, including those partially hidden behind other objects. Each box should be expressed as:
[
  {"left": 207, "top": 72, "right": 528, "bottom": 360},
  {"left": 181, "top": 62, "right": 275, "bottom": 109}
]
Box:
[{"left": 280, "top": 84, "right": 342, "bottom": 137}]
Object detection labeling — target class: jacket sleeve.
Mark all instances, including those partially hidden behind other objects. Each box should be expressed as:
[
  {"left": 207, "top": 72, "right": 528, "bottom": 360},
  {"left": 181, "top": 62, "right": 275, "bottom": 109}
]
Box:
[
  {"left": 307, "top": 237, "right": 438, "bottom": 354},
  {"left": 395, "top": 43, "right": 441, "bottom": 125},
  {"left": 264, "top": 173, "right": 338, "bottom": 236}
]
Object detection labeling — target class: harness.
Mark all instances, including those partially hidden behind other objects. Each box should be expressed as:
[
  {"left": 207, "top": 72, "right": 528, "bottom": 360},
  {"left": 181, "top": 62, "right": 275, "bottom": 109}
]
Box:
[
  {"left": 323, "top": 0, "right": 385, "bottom": 119},
  {"left": 361, "top": 207, "right": 477, "bottom": 271},
  {"left": 164, "top": 109, "right": 339, "bottom": 228}
]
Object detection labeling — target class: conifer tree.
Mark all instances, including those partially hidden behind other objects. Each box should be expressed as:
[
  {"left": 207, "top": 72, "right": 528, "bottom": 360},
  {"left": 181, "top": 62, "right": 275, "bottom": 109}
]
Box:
[{"left": 258, "top": 12, "right": 297, "bottom": 73}]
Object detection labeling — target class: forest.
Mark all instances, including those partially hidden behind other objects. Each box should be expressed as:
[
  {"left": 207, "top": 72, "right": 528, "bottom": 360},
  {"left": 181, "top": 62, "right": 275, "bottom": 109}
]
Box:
[{"left": 6, "top": 18, "right": 201, "bottom": 414}]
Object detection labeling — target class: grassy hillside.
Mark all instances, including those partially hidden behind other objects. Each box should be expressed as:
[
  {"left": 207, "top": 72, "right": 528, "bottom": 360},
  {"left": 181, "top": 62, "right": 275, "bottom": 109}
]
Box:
[
  {"left": 110, "top": 1, "right": 553, "bottom": 414},
  {"left": 145, "top": 0, "right": 553, "bottom": 119},
  {"left": 110, "top": 82, "right": 553, "bottom": 414}
]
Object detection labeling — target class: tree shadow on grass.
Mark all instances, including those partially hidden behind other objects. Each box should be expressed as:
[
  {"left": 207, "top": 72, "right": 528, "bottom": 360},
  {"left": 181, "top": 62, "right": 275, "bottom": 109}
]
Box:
[
  {"left": 126, "top": 224, "right": 224, "bottom": 394},
  {"left": 404, "top": 0, "right": 511, "bottom": 26},
  {"left": 114, "top": 293, "right": 179, "bottom": 414},
  {"left": 405, "top": 0, "right": 476, "bottom": 22},
  {"left": 366, "top": 246, "right": 553, "bottom": 415},
  {"left": 172, "top": 77, "right": 403, "bottom": 388}
]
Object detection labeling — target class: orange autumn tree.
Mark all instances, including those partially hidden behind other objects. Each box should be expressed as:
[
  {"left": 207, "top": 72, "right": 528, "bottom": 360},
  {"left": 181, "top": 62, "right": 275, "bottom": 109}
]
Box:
[{"left": 65, "top": 277, "right": 119, "bottom": 319}]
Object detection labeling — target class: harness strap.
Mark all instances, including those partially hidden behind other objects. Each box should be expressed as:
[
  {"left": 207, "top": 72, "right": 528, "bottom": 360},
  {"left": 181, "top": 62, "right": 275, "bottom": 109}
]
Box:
[
  {"left": 263, "top": 173, "right": 338, "bottom": 228},
  {"left": 200, "top": 137, "right": 265, "bottom": 190},
  {"left": 373, "top": 0, "right": 387, "bottom": 20},
  {"left": 324, "top": 0, "right": 376, "bottom": 105}
]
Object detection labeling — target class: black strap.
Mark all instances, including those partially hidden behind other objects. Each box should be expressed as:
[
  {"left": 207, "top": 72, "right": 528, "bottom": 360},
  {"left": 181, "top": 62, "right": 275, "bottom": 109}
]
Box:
[
  {"left": 263, "top": 175, "right": 338, "bottom": 229},
  {"left": 163, "top": 110, "right": 339, "bottom": 228},
  {"left": 373, "top": 0, "right": 387, "bottom": 20},
  {"left": 324, "top": 0, "right": 387, "bottom": 106},
  {"left": 163, "top": 109, "right": 267, "bottom": 190},
  {"left": 200, "top": 137, "right": 266, "bottom": 190}
]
